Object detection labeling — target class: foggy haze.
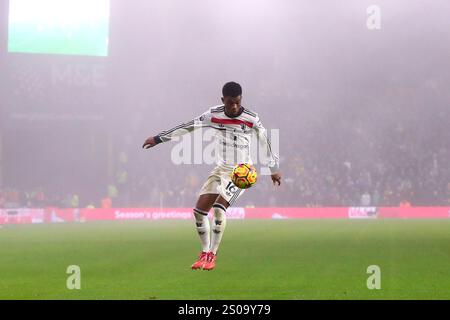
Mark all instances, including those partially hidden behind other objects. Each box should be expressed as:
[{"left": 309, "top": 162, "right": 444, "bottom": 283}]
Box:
[{"left": 0, "top": 0, "right": 449, "bottom": 208}]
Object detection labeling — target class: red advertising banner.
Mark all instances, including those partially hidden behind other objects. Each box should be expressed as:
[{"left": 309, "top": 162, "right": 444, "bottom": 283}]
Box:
[
  {"left": 0, "top": 208, "right": 44, "bottom": 224},
  {"left": 82, "top": 207, "right": 246, "bottom": 221},
  {"left": 245, "top": 207, "right": 349, "bottom": 219},
  {"left": 378, "top": 207, "right": 450, "bottom": 219},
  {"left": 0, "top": 207, "right": 449, "bottom": 225}
]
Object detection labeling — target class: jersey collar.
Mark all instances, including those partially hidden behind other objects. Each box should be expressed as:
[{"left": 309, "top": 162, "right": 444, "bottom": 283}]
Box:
[{"left": 224, "top": 106, "right": 244, "bottom": 118}]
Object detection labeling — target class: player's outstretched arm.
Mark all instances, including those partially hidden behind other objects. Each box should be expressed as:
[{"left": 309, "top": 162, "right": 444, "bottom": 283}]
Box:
[
  {"left": 143, "top": 110, "right": 212, "bottom": 150},
  {"left": 253, "top": 115, "right": 281, "bottom": 186},
  {"left": 142, "top": 136, "right": 161, "bottom": 149}
]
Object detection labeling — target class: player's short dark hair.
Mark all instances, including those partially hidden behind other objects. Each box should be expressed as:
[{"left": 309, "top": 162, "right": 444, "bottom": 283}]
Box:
[{"left": 222, "top": 82, "right": 242, "bottom": 97}]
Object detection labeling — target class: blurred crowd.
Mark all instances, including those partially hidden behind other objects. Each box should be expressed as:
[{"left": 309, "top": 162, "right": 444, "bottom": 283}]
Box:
[
  {"left": 3, "top": 86, "right": 449, "bottom": 209},
  {"left": 124, "top": 84, "right": 450, "bottom": 208}
]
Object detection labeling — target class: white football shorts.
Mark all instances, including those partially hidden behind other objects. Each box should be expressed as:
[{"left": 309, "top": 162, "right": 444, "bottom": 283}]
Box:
[{"left": 199, "top": 165, "right": 245, "bottom": 206}]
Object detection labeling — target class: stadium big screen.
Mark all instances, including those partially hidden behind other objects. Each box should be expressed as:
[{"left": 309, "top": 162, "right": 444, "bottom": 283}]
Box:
[{"left": 8, "top": 0, "right": 109, "bottom": 56}]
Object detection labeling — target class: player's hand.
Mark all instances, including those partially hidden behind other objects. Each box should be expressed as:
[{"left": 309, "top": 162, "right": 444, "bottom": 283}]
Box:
[
  {"left": 142, "top": 136, "right": 157, "bottom": 149},
  {"left": 271, "top": 172, "right": 281, "bottom": 186}
]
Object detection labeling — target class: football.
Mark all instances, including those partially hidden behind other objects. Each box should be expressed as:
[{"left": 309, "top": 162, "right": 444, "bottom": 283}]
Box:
[{"left": 231, "top": 163, "right": 258, "bottom": 189}]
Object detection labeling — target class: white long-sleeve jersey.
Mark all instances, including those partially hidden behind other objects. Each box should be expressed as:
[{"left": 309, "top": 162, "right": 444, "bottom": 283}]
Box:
[{"left": 154, "top": 105, "right": 280, "bottom": 174}]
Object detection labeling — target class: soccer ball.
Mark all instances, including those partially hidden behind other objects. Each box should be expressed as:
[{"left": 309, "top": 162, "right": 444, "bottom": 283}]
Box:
[{"left": 231, "top": 163, "right": 257, "bottom": 189}]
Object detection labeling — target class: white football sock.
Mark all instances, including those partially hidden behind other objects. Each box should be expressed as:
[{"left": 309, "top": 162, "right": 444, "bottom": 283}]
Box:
[
  {"left": 210, "top": 203, "right": 227, "bottom": 255},
  {"left": 193, "top": 208, "right": 210, "bottom": 252}
]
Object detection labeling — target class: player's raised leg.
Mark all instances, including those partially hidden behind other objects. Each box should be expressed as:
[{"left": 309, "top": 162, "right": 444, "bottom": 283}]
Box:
[
  {"left": 191, "top": 193, "right": 218, "bottom": 270},
  {"left": 203, "top": 195, "right": 230, "bottom": 271}
]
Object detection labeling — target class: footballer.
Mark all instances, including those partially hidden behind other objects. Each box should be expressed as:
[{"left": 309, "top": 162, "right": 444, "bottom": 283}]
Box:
[{"left": 143, "top": 82, "right": 281, "bottom": 270}]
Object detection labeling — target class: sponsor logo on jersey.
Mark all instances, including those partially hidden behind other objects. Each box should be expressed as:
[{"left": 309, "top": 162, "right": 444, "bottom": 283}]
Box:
[{"left": 221, "top": 141, "right": 249, "bottom": 149}]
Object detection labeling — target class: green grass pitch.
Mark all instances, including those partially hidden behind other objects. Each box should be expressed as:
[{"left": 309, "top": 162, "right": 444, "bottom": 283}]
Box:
[{"left": 0, "top": 219, "right": 449, "bottom": 299}]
